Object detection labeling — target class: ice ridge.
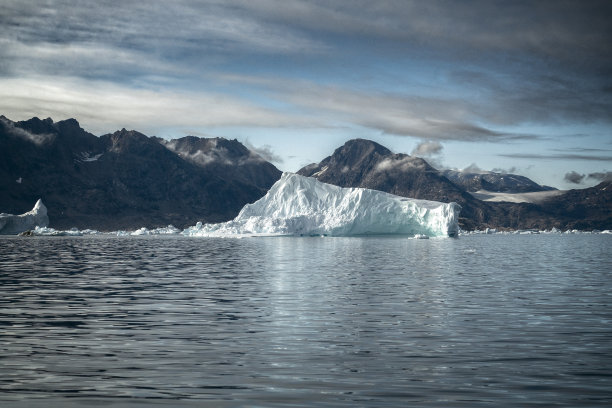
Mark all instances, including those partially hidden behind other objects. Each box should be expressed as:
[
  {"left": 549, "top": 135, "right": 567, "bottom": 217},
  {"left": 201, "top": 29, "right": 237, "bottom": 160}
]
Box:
[{"left": 184, "top": 173, "right": 461, "bottom": 237}]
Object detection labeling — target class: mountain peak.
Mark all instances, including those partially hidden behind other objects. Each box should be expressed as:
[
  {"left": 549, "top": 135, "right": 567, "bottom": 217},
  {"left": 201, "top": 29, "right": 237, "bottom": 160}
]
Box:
[
  {"left": 103, "top": 129, "right": 154, "bottom": 154},
  {"left": 335, "top": 138, "right": 392, "bottom": 159},
  {"left": 311, "top": 138, "right": 393, "bottom": 172},
  {"left": 158, "top": 136, "right": 261, "bottom": 167},
  {"left": 57, "top": 118, "right": 80, "bottom": 128}
]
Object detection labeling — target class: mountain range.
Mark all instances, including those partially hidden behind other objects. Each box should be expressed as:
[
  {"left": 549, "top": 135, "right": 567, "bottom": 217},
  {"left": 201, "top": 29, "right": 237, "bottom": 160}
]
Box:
[
  {"left": 1, "top": 116, "right": 610, "bottom": 231},
  {"left": 0, "top": 115, "right": 280, "bottom": 230},
  {"left": 296, "top": 139, "right": 611, "bottom": 231}
]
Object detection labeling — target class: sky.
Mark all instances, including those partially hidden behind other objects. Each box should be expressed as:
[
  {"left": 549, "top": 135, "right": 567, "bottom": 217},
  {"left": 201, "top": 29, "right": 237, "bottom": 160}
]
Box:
[{"left": 1, "top": 0, "right": 611, "bottom": 189}]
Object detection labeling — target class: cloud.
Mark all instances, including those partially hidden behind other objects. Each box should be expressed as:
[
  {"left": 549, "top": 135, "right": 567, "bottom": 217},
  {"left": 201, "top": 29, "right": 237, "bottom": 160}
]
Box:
[
  {"left": 374, "top": 155, "right": 427, "bottom": 173},
  {"left": 499, "top": 153, "right": 612, "bottom": 162},
  {"left": 461, "top": 163, "right": 487, "bottom": 174},
  {"left": 588, "top": 171, "right": 612, "bottom": 182},
  {"left": 0, "top": 38, "right": 184, "bottom": 79},
  {"left": 0, "top": 0, "right": 326, "bottom": 71},
  {"left": 411, "top": 140, "right": 443, "bottom": 156},
  {"left": 276, "top": 82, "right": 540, "bottom": 141},
  {"left": 564, "top": 171, "right": 585, "bottom": 184},
  {"left": 0, "top": 76, "right": 309, "bottom": 135},
  {"left": 492, "top": 166, "right": 517, "bottom": 174},
  {"left": 448, "top": 70, "right": 612, "bottom": 126},
  {"left": 0, "top": 116, "right": 55, "bottom": 145},
  {"left": 244, "top": 141, "right": 284, "bottom": 164},
  {"left": 235, "top": 1, "right": 612, "bottom": 65},
  {"left": 1, "top": 0, "right": 611, "bottom": 151}
]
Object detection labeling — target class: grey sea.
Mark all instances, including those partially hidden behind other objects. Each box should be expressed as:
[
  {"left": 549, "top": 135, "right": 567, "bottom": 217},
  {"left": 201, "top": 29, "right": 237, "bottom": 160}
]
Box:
[{"left": 1, "top": 233, "right": 611, "bottom": 407}]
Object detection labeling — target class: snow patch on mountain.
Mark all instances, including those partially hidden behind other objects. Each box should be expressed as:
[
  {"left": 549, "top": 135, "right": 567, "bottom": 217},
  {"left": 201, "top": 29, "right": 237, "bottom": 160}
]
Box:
[
  {"left": 469, "top": 189, "right": 565, "bottom": 204},
  {"left": 184, "top": 173, "right": 461, "bottom": 237}
]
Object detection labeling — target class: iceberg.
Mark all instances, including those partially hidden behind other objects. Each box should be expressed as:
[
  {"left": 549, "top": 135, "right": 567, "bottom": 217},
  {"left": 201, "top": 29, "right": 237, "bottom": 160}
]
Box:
[
  {"left": 0, "top": 199, "right": 49, "bottom": 235},
  {"left": 184, "top": 173, "right": 461, "bottom": 237}
]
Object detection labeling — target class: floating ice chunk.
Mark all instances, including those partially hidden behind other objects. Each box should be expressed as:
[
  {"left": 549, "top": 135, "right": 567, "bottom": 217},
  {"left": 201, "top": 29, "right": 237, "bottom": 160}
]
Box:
[
  {"left": 114, "top": 225, "right": 182, "bottom": 236},
  {"left": 130, "top": 227, "right": 151, "bottom": 236},
  {"left": 184, "top": 173, "right": 461, "bottom": 237},
  {"left": 0, "top": 199, "right": 49, "bottom": 235},
  {"left": 150, "top": 225, "right": 181, "bottom": 235},
  {"left": 18, "top": 226, "right": 101, "bottom": 236}
]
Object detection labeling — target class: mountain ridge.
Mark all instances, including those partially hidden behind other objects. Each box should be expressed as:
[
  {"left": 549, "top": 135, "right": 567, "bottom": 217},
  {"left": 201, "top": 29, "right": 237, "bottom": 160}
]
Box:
[
  {"left": 298, "top": 139, "right": 611, "bottom": 230},
  {"left": 0, "top": 115, "right": 282, "bottom": 230},
  {"left": 2, "top": 116, "right": 610, "bottom": 231}
]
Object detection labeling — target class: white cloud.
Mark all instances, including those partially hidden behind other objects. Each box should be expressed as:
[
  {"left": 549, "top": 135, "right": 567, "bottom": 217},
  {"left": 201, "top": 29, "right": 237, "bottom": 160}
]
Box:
[
  {"left": 0, "top": 116, "right": 55, "bottom": 145},
  {"left": 374, "top": 156, "right": 427, "bottom": 173},
  {"left": 411, "top": 140, "right": 443, "bottom": 156},
  {"left": 0, "top": 76, "right": 307, "bottom": 135},
  {"left": 244, "top": 141, "right": 285, "bottom": 164}
]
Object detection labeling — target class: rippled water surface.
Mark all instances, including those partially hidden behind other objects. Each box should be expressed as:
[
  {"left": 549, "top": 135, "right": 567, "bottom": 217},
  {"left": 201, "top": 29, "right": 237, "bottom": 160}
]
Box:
[{"left": 1, "top": 234, "right": 611, "bottom": 407}]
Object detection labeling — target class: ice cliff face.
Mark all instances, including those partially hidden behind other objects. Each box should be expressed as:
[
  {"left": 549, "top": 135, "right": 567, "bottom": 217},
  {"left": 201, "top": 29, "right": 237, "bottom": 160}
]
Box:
[
  {"left": 0, "top": 199, "right": 49, "bottom": 234},
  {"left": 184, "top": 173, "right": 461, "bottom": 237}
]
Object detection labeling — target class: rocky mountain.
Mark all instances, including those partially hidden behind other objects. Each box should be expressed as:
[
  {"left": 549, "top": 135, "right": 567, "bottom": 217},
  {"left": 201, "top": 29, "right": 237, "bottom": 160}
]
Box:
[
  {"left": 441, "top": 169, "right": 556, "bottom": 193},
  {"left": 538, "top": 181, "right": 612, "bottom": 230},
  {"left": 0, "top": 115, "right": 281, "bottom": 230},
  {"left": 153, "top": 136, "right": 279, "bottom": 189},
  {"left": 297, "top": 139, "right": 500, "bottom": 229},
  {"left": 298, "top": 139, "right": 611, "bottom": 230}
]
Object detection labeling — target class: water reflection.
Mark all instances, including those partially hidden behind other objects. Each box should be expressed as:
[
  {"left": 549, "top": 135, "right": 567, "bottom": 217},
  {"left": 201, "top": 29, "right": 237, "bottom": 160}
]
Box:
[{"left": 0, "top": 234, "right": 611, "bottom": 406}]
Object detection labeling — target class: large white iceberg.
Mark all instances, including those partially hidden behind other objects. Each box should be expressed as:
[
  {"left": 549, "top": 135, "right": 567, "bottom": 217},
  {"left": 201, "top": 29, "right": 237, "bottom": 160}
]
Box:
[
  {"left": 0, "top": 199, "right": 49, "bottom": 235},
  {"left": 184, "top": 173, "right": 461, "bottom": 237}
]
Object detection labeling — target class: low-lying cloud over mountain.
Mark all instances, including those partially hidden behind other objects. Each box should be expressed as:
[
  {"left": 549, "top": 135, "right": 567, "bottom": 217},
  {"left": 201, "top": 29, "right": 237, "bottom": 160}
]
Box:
[{"left": 565, "top": 170, "right": 612, "bottom": 184}]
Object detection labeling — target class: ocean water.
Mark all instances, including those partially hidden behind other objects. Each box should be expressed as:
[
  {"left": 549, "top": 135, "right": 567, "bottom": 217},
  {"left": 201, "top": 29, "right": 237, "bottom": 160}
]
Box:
[{"left": 0, "top": 234, "right": 611, "bottom": 407}]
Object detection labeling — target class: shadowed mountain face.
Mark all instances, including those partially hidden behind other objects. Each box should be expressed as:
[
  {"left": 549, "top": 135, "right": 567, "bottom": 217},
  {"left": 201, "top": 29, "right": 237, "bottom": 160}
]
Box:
[
  {"left": 298, "top": 139, "right": 612, "bottom": 230},
  {"left": 298, "top": 139, "right": 473, "bottom": 204},
  {"left": 0, "top": 116, "right": 281, "bottom": 230}
]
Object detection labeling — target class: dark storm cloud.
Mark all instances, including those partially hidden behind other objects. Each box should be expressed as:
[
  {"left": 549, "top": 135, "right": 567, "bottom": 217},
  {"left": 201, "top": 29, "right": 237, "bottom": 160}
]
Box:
[
  {"left": 3, "top": 1, "right": 610, "bottom": 74},
  {"left": 449, "top": 70, "right": 612, "bottom": 125},
  {"left": 564, "top": 171, "right": 586, "bottom": 184},
  {"left": 236, "top": 1, "right": 612, "bottom": 62}
]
